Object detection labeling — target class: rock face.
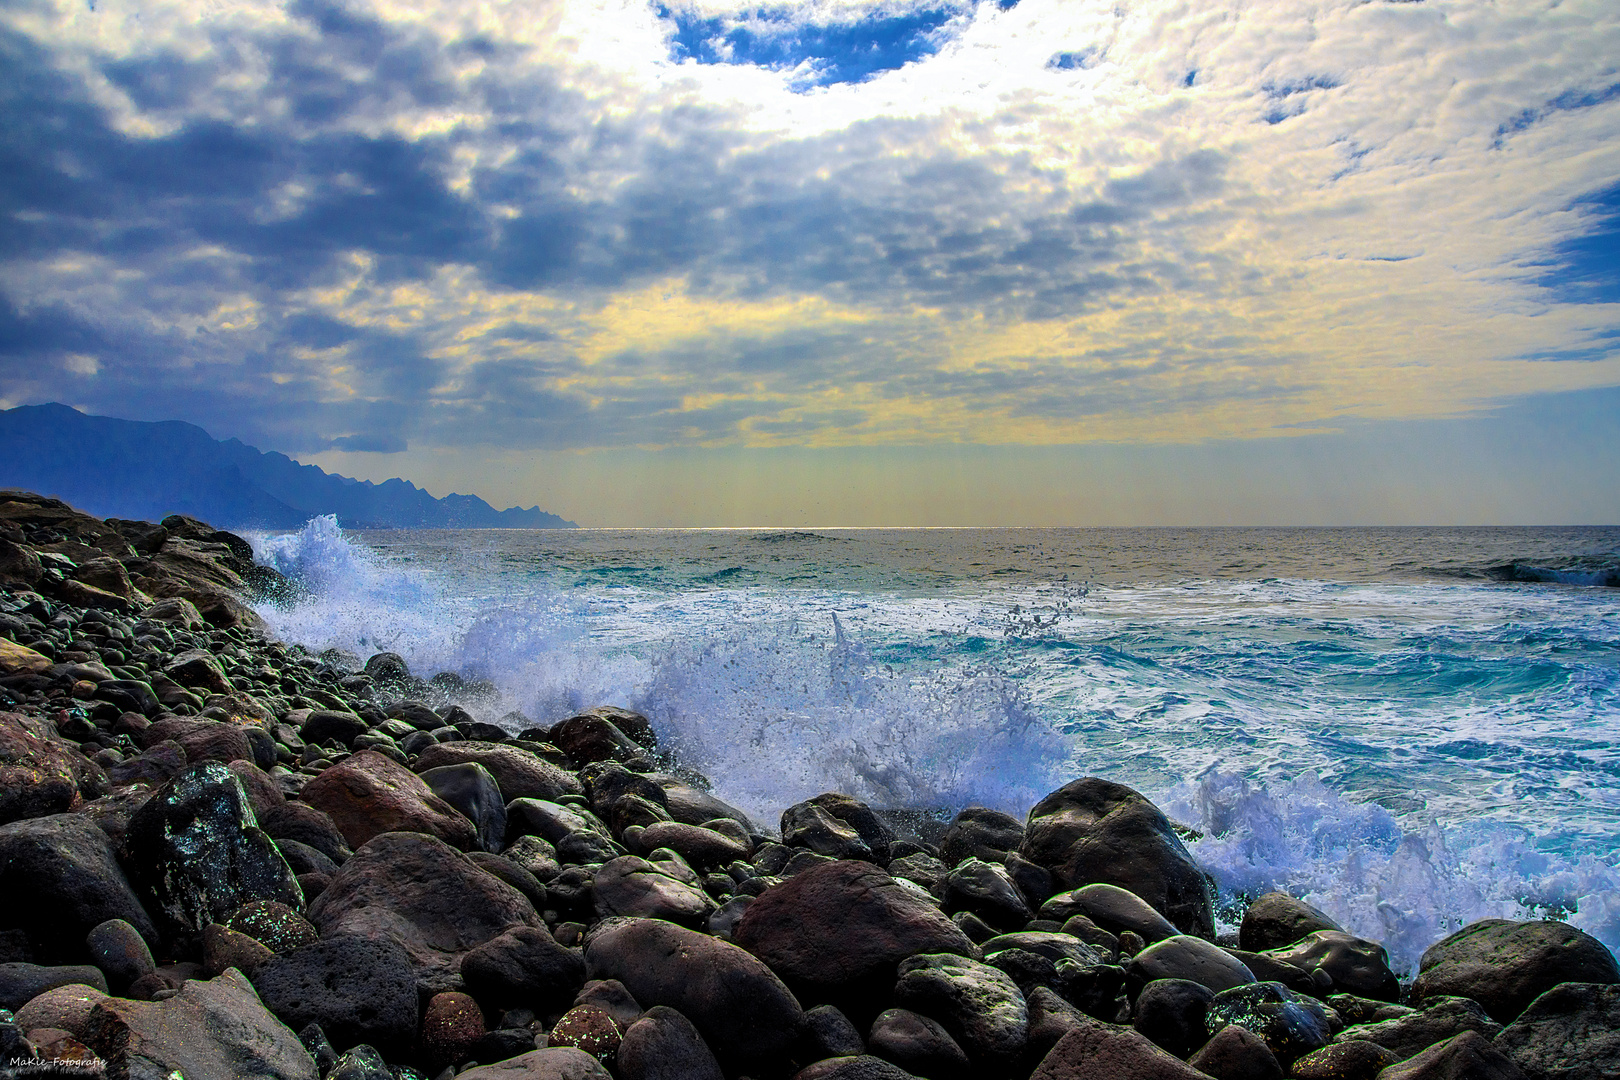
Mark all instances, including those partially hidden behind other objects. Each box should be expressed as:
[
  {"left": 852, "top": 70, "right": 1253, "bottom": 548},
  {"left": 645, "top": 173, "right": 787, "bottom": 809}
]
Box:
[
  {"left": 84, "top": 968, "right": 319, "bottom": 1080},
  {"left": 584, "top": 917, "right": 806, "bottom": 1074},
  {"left": 1495, "top": 981, "right": 1620, "bottom": 1080},
  {"left": 118, "top": 762, "right": 302, "bottom": 950},
  {"left": 250, "top": 935, "right": 420, "bottom": 1062},
  {"left": 0, "top": 711, "right": 108, "bottom": 825},
  {"left": 734, "top": 860, "right": 978, "bottom": 1009},
  {"left": 892, "top": 952, "right": 1028, "bottom": 1067},
  {"left": 0, "top": 814, "right": 157, "bottom": 963},
  {"left": 307, "top": 831, "right": 542, "bottom": 977},
  {"left": 414, "top": 742, "right": 583, "bottom": 804},
  {"left": 299, "top": 749, "right": 479, "bottom": 852},
  {"left": 1410, "top": 919, "right": 1620, "bottom": 1023},
  {"left": 1019, "top": 778, "right": 1214, "bottom": 939}
]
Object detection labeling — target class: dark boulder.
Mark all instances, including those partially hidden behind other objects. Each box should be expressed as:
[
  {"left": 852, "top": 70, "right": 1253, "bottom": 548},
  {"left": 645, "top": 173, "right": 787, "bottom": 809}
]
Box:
[
  {"left": 782, "top": 801, "right": 873, "bottom": 862},
  {"left": 275, "top": 838, "right": 339, "bottom": 878},
  {"left": 1239, "top": 893, "right": 1344, "bottom": 952},
  {"left": 616, "top": 1005, "right": 724, "bottom": 1080},
  {"left": 632, "top": 822, "right": 750, "bottom": 870},
  {"left": 892, "top": 952, "right": 1028, "bottom": 1067},
  {"left": 1377, "top": 1030, "right": 1530, "bottom": 1080},
  {"left": 422, "top": 990, "right": 487, "bottom": 1072},
  {"left": 1264, "top": 930, "right": 1398, "bottom": 1001},
  {"left": 733, "top": 860, "right": 977, "bottom": 1011},
  {"left": 298, "top": 710, "right": 369, "bottom": 750},
  {"left": 224, "top": 900, "right": 319, "bottom": 955},
  {"left": 1127, "top": 936, "right": 1256, "bottom": 996},
  {"left": 1028, "top": 1015, "right": 1214, "bottom": 1079},
  {"left": 0, "top": 963, "right": 108, "bottom": 1010},
  {"left": 939, "top": 807, "right": 1024, "bottom": 867},
  {"left": 1134, "top": 978, "right": 1216, "bottom": 1058},
  {"left": 1336, "top": 995, "right": 1502, "bottom": 1060},
  {"left": 414, "top": 742, "right": 583, "bottom": 804},
  {"left": 456, "top": 1047, "right": 613, "bottom": 1078},
  {"left": 1495, "top": 981, "right": 1620, "bottom": 1080},
  {"left": 86, "top": 918, "right": 156, "bottom": 989},
  {"left": 941, "top": 858, "right": 1032, "bottom": 931},
  {"left": 298, "top": 750, "right": 478, "bottom": 852},
  {"left": 584, "top": 917, "right": 807, "bottom": 1074},
  {"left": 0, "top": 712, "right": 107, "bottom": 825},
  {"left": 307, "top": 831, "right": 542, "bottom": 978},
  {"left": 118, "top": 762, "right": 302, "bottom": 951},
  {"left": 461, "top": 926, "right": 588, "bottom": 1013},
  {"left": 251, "top": 935, "right": 419, "bottom": 1062},
  {"left": 420, "top": 762, "right": 508, "bottom": 853},
  {"left": 1410, "top": 919, "right": 1619, "bottom": 1024},
  {"left": 260, "top": 802, "right": 352, "bottom": 865},
  {"left": 467, "top": 852, "right": 548, "bottom": 912},
  {"left": 792, "top": 1057, "right": 921, "bottom": 1080},
  {"left": 0, "top": 814, "right": 157, "bottom": 963},
  {"left": 805, "top": 1003, "right": 864, "bottom": 1059},
  {"left": 1205, "top": 981, "right": 1332, "bottom": 1065},
  {"left": 593, "top": 856, "right": 715, "bottom": 927},
  {"left": 867, "top": 1007, "right": 970, "bottom": 1080},
  {"left": 1187, "top": 1023, "right": 1284, "bottom": 1080},
  {"left": 547, "top": 1004, "right": 620, "bottom": 1064},
  {"left": 1039, "top": 883, "right": 1180, "bottom": 944},
  {"left": 1291, "top": 1040, "right": 1397, "bottom": 1080},
  {"left": 549, "top": 714, "right": 642, "bottom": 765}
]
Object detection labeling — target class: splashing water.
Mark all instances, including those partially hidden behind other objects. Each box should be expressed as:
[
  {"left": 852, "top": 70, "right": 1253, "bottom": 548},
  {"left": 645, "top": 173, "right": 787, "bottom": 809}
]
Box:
[{"left": 249, "top": 520, "right": 1620, "bottom": 970}]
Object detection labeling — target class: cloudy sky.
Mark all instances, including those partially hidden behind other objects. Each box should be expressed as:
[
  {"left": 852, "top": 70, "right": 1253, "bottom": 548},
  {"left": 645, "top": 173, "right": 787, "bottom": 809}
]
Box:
[{"left": 2, "top": 0, "right": 1617, "bottom": 525}]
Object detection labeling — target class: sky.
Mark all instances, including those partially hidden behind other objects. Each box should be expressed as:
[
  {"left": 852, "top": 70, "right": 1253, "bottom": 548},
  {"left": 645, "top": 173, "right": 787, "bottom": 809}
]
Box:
[{"left": 1, "top": 0, "right": 1618, "bottom": 526}]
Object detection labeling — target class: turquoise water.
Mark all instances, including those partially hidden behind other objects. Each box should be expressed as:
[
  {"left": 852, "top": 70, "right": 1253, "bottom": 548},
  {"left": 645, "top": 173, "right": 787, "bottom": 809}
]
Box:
[{"left": 252, "top": 522, "right": 1620, "bottom": 971}]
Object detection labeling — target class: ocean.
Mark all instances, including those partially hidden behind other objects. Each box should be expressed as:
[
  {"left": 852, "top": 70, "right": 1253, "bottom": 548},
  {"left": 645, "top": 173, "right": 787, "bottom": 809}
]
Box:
[{"left": 250, "top": 521, "right": 1620, "bottom": 974}]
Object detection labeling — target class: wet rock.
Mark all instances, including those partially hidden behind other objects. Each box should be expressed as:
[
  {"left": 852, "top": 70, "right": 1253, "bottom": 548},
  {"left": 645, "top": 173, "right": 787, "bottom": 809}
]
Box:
[
  {"left": 461, "top": 926, "right": 588, "bottom": 1013},
  {"left": 421, "top": 762, "right": 508, "bottom": 853},
  {"left": 1324, "top": 993, "right": 1413, "bottom": 1027},
  {"left": 616, "top": 1005, "right": 724, "bottom": 1080},
  {"left": 423, "top": 990, "right": 487, "bottom": 1072},
  {"left": 1239, "top": 893, "right": 1344, "bottom": 953},
  {"left": 0, "top": 965, "right": 107, "bottom": 1011},
  {"left": 782, "top": 801, "right": 874, "bottom": 862},
  {"left": 593, "top": 856, "right": 716, "bottom": 927},
  {"left": 260, "top": 802, "right": 352, "bottom": 865},
  {"left": 585, "top": 764, "right": 669, "bottom": 820},
  {"left": 1029, "top": 1015, "right": 1213, "bottom": 1079},
  {"left": 0, "top": 712, "right": 107, "bottom": 825},
  {"left": 549, "top": 713, "right": 643, "bottom": 765},
  {"left": 308, "top": 831, "right": 542, "bottom": 978},
  {"left": 584, "top": 917, "right": 806, "bottom": 1074},
  {"left": 507, "top": 799, "right": 610, "bottom": 848},
  {"left": 0, "top": 814, "right": 157, "bottom": 963},
  {"left": 887, "top": 852, "right": 949, "bottom": 894},
  {"left": 1290, "top": 1039, "right": 1398, "bottom": 1080},
  {"left": 632, "top": 822, "right": 749, "bottom": 870},
  {"left": 250, "top": 935, "right": 419, "bottom": 1062},
  {"left": 86, "top": 918, "right": 155, "bottom": 989},
  {"left": 223, "top": 900, "right": 318, "bottom": 955},
  {"left": 326, "top": 1043, "right": 390, "bottom": 1080},
  {"left": 1040, "top": 883, "right": 1180, "bottom": 945},
  {"left": 734, "top": 860, "right": 977, "bottom": 1011},
  {"left": 1377, "top": 1030, "right": 1530, "bottom": 1080},
  {"left": 1020, "top": 778, "right": 1214, "bottom": 938},
  {"left": 107, "top": 740, "right": 188, "bottom": 787},
  {"left": 1336, "top": 995, "right": 1502, "bottom": 1060},
  {"left": 414, "top": 742, "right": 583, "bottom": 804},
  {"left": 1205, "top": 981, "right": 1331, "bottom": 1065},
  {"left": 1263, "top": 931, "right": 1398, "bottom": 1001},
  {"left": 1128, "top": 935, "right": 1256, "bottom": 996},
  {"left": 942, "top": 858, "right": 1032, "bottom": 931},
  {"left": 119, "top": 761, "right": 302, "bottom": 950},
  {"left": 298, "top": 709, "right": 369, "bottom": 749},
  {"left": 1134, "top": 978, "right": 1216, "bottom": 1058},
  {"left": 1187, "top": 1023, "right": 1284, "bottom": 1080},
  {"left": 1493, "top": 981, "right": 1620, "bottom": 1080},
  {"left": 548, "top": 1004, "right": 620, "bottom": 1063},
  {"left": 299, "top": 750, "right": 478, "bottom": 852},
  {"left": 893, "top": 952, "right": 1028, "bottom": 1067},
  {"left": 456, "top": 1047, "right": 612, "bottom": 1079},
  {"left": 1410, "top": 919, "right": 1619, "bottom": 1024},
  {"left": 648, "top": 776, "right": 755, "bottom": 831},
  {"left": 1223, "top": 949, "right": 1319, "bottom": 996},
  {"left": 939, "top": 807, "right": 1025, "bottom": 867},
  {"left": 83, "top": 968, "right": 318, "bottom": 1080},
  {"left": 610, "top": 794, "right": 673, "bottom": 834},
  {"left": 867, "top": 1007, "right": 970, "bottom": 1079}
]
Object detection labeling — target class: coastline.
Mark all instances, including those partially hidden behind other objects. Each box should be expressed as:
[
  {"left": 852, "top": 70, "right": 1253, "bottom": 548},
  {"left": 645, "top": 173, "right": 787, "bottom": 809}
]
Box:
[{"left": 0, "top": 489, "right": 1615, "bottom": 1079}]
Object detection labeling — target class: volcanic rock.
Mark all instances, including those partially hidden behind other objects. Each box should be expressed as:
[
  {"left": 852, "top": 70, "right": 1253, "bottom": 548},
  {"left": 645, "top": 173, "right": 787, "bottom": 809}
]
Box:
[
  {"left": 939, "top": 807, "right": 1025, "bottom": 867},
  {"left": 1187, "top": 1022, "right": 1284, "bottom": 1080},
  {"left": 421, "top": 762, "right": 508, "bottom": 853},
  {"left": 250, "top": 935, "right": 419, "bottom": 1061},
  {"left": 1376, "top": 1030, "right": 1530, "bottom": 1080},
  {"left": 1410, "top": 919, "right": 1620, "bottom": 1024},
  {"left": 0, "top": 814, "right": 157, "bottom": 963},
  {"left": 892, "top": 952, "right": 1027, "bottom": 1067},
  {"left": 1495, "top": 981, "right": 1620, "bottom": 1080},
  {"left": 298, "top": 749, "right": 478, "bottom": 851},
  {"left": 616, "top": 1005, "right": 724, "bottom": 1080},
  {"left": 414, "top": 741, "right": 583, "bottom": 804},
  {"left": 1029, "top": 1015, "right": 1214, "bottom": 1080},
  {"left": 0, "top": 712, "right": 107, "bottom": 825},
  {"left": 461, "top": 926, "right": 588, "bottom": 1013}
]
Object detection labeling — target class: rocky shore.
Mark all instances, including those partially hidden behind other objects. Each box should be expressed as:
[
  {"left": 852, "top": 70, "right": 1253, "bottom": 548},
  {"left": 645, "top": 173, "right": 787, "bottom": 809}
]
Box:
[{"left": 0, "top": 488, "right": 1615, "bottom": 1080}]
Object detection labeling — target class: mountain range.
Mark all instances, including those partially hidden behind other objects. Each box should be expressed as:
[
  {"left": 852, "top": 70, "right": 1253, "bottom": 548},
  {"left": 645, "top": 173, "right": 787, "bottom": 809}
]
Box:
[{"left": 0, "top": 403, "right": 577, "bottom": 530}]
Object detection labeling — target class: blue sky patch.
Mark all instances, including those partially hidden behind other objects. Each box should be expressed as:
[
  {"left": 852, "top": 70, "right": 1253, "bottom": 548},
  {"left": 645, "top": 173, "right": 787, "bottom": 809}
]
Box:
[
  {"left": 1535, "top": 184, "right": 1620, "bottom": 305},
  {"left": 657, "top": 3, "right": 968, "bottom": 87}
]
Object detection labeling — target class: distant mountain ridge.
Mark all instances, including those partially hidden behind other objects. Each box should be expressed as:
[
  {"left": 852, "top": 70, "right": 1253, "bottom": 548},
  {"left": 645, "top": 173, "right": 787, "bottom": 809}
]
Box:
[{"left": 0, "top": 403, "right": 577, "bottom": 530}]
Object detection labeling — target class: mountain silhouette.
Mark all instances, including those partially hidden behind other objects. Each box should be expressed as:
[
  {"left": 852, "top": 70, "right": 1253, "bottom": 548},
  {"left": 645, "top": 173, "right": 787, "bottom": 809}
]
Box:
[{"left": 0, "top": 403, "right": 577, "bottom": 529}]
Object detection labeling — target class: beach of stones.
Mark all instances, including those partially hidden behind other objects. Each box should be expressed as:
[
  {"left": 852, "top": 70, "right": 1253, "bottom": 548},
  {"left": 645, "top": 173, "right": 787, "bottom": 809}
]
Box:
[{"left": 0, "top": 489, "right": 1614, "bottom": 1080}]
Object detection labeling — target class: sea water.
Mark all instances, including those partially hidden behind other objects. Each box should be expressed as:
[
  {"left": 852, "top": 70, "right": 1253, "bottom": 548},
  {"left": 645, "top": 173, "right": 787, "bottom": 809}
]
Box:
[{"left": 251, "top": 522, "right": 1620, "bottom": 973}]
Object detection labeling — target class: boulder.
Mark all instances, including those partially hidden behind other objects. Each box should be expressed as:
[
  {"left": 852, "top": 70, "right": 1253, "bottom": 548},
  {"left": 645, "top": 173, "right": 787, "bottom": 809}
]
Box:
[
  {"left": 274, "top": 839, "right": 338, "bottom": 879},
  {"left": 13, "top": 982, "right": 106, "bottom": 1041},
  {"left": 83, "top": 968, "right": 318, "bottom": 1079},
  {"left": 549, "top": 714, "right": 643, "bottom": 765},
  {"left": 0, "top": 814, "right": 157, "bottom": 963},
  {"left": 1204, "top": 981, "right": 1331, "bottom": 1065},
  {"left": 1291, "top": 1040, "right": 1397, "bottom": 1080},
  {"left": 1019, "top": 988, "right": 1090, "bottom": 1073},
  {"left": 298, "top": 750, "right": 478, "bottom": 852},
  {"left": 422, "top": 990, "right": 487, "bottom": 1072},
  {"left": 584, "top": 917, "right": 806, "bottom": 1073},
  {"left": 457, "top": 1048, "right": 613, "bottom": 1079},
  {"left": 298, "top": 710, "right": 369, "bottom": 750},
  {"left": 1019, "top": 778, "right": 1214, "bottom": 938},
  {"left": 414, "top": 742, "right": 583, "bottom": 804},
  {"left": 507, "top": 799, "right": 611, "bottom": 847},
  {"left": 1187, "top": 1023, "right": 1284, "bottom": 1080},
  {"left": 547, "top": 1004, "right": 620, "bottom": 1063},
  {"left": 867, "top": 1007, "right": 970, "bottom": 1079},
  {"left": 0, "top": 964, "right": 107, "bottom": 1011},
  {"left": 939, "top": 807, "right": 1025, "bottom": 867},
  {"left": 1410, "top": 919, "right": 1619, "bottom": 1024},
  {"left": 0, "top": 712, "right": 107, "bottom": 825},
  {"left": 420, "top": 762, "right": 508, "bottom": 853},
  {"left": 118, "top": 762, "right": 302, "bottom": 950},
  {"left": 140, "top": 597, "right": 205, "bottom": 629},
  {"left": 1494, "top": 982, "right": 1620, "bottom": 1080},
  {"left": 783, "top": 802, "right": 874, "bottom": 861},
  {"left": 1336, "top": 995, "right": 1501, "bottom": 1060},
  {"left": 792, "top": 1058, "right": 921, "bottom": 1080},
  {"left": 647, "top": 776, "right": 755, "bottom": 831},
  {"left": 805, "top": 1004, "right": 865, "bottom": 1059},
  {"left": 593, "top": 856, "right": 716, "bottom": 927},
  {"left": 0, "top": 638, "right": 50, "bottom": 674},
  {"left": 892, "top": 952, "right": 1028, "bottom": 1067},
  {"left": 461, "top": 925, "right": 588, "bottom": 1012},
  {"left": 1264, "top": 930, "right": 1398, "bottom": 1001},
  {"left": 201, "top": 922, "right": 275, "bottom": 977},
  {"left": 1040, "top": 883, "right": 1180, "bottom": 945},
  {"left": 468, "top": 852, "right": 548, "bottom": 912},
  {"left": 733, "top": 860, "right": 977, "bottom": 1010},
  {"left": 1029, "top": 1015, "right": 1215, "bottom": 1079},
  {"left": 616, "top": 1005, "right": 724, "bottom": 1080},
  {"left": 887, "top": 852, "right": 949, "bottom": 895},
  {"left": 307, "top": 831, "right": 542, "bottom": 978},
  {"left": 941, "top": 858, "right": 1032, "bottom": 931},
  {"left": 259, "top": 802, "right": 351, "bottom": 865},
  {"left": 250, "top": 935, "right": 419, "bottom": 1061},
  {"left": 86, "top": 918, "right": 156, "bottom": 989},
  {"left": 1134, "top": 978, "right": 1216, "bottom": 1058},
  {"left": 1377, "top": 1030, "right": 1530, "bottom": 1080},
  {"left": 1127, "top": 936, "right": 1256, "bottom": 996},
  {"left": 584, "top": 763, "right": 668, "bottom": 818},
  {"left": 633, "top": 822, "right": 749, "bottom": 870},
  {"left": 163, "top": 649, "right": 233, "bottom": 694},
  {"left": 223, "top": 901, "right": 319, "bottom": 955},
  {"left": 1239, "top": 893, "right": 1344, "bottom": 953}
]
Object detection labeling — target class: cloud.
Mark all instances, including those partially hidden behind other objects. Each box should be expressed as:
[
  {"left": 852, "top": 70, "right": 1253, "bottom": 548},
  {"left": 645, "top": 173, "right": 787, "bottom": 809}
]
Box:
[{"left": 0, "top": 0, "right": 1617, "bottom": 457}]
